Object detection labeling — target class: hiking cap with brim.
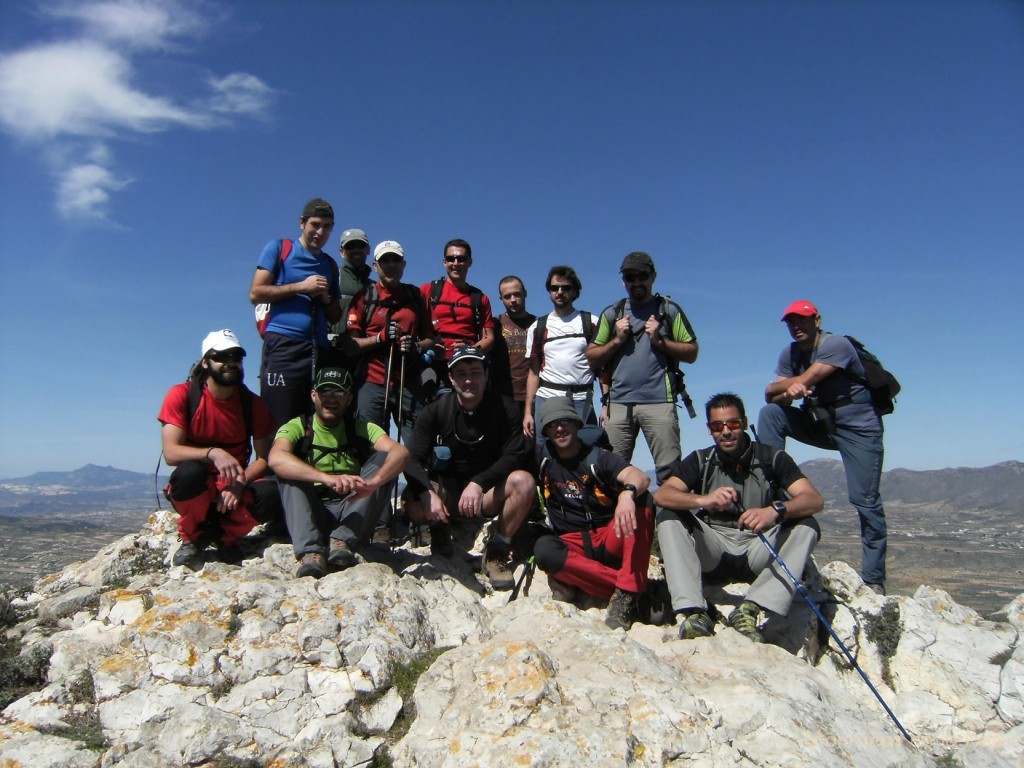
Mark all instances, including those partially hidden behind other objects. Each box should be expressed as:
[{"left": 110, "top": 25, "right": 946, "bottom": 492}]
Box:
[
  {"left": 539, "top": 397, "right": 584, "bottom": 434},
  {"left": 202, "top": 329, "right": 245, "bottom": 358},
  {"left": 374, "top": 240, "right": 404, "bottom": 260},
  {"left": 314, "top": 367, "right": 354, "bottom": 393},
  {"left": 340, "top": 228, "right": 369, "bottom": 247},
  {"left": 448, "top": 346, "right": 488, "bottom": 370},
  {"left": 620, "top": 251, "right": 655, "bottom": 272},
  {"left": 302, "top": 198, "right": 334, "bottom": 220},
  {"left": 781, "top": 300, "right": 819, "bottom": 320}
]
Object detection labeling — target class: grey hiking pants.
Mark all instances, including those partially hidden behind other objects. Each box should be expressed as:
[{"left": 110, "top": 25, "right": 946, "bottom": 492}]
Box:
[
  {"left": 279, "top": 452, "right": 393, "bottom": 558},
  {"left": 657, "top": 508, "right": 820, "bottom": 616}
]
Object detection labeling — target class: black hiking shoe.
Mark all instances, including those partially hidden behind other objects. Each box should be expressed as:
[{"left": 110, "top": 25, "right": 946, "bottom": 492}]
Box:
[
  {"left": 172, "top": 540, "right": 204, "bottom": 571},
  {"left": 727, "top": 601, "right": 765, "bottom": 643},
  {"left": 328, "top": 538, "right": 357, "bottom": 569},
  {"left": 429, "top": 524, "right": 454, "bottom": 558},
  {"left": 547, "top": 576, "right": 578, "bottom": 604},
  {"left": 295, "top": 552, "right": 327, "bottom": 579},
  {"left": 678, "top": 609, "right": 715, "bottom": 640},
  {"left": 482, "top": 546, "right": 515, "bottom": 590},
  {"left": 604, "top": 588, "right": 639, "bottom": 630}
]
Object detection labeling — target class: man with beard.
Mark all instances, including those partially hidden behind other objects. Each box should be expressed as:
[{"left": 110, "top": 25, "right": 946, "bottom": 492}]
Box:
[
  {"left": 489, "top": 275, "right": 535, "bottom": 419},
  {"left": 586, "top": 252, "right": 699, "bottom": 474},
  {"left": 655, "top": 393, "right": 823, "bottom": 643},
  {"left": 402, "top": 346, "right": 534, "bottom": 590},
  {"left": 523, "top": 265, "right": 599, "bottom": 444},
  {"left": 158, "top": 330, "right": 280, "bottom": 570},
  {"left": 250, "top": 198, "right": 342, "bottom": 427},
  {"left": 346, "top": 240, "right": 436, "bottom": 433},
  {"left": 269, "top": 368, "right": 413, "bottom": 579}
]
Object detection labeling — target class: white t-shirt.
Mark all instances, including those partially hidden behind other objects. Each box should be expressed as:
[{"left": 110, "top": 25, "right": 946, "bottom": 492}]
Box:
[{"left": 525, "top": 310, "right": 597, "bottom": 401}]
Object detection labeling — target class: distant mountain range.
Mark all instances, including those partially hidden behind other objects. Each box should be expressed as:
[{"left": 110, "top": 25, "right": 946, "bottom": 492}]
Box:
[
  {"left": 2, "top": 460, "right": 1022, "bottom": 516},
  {"left": 0, "top": 464, "right": 167, "bottom": 516}
]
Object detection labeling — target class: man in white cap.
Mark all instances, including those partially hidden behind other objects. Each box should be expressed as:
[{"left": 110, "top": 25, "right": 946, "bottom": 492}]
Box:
[
  {"left": 158, "top": 330, "right": 279, "bottom": 570},
  {"left": 345, "top": 240, "right": 436, "bottom": 433}
]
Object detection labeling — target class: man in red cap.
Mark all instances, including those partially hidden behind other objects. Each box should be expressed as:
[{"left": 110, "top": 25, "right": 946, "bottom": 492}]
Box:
[{"left": 757, "top": 300, "right": 888, "bottom": 593}]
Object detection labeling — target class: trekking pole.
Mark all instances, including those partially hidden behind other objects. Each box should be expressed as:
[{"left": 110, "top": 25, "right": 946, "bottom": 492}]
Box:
[
  {"left": 756, "top": 530, "right": 912, "bottom": 742},
  {"left": 390, "top": 347, "right": 408, "bottom": 545},
  {"left": 310, "top": 302, "right": 320, "bottom": 386}
]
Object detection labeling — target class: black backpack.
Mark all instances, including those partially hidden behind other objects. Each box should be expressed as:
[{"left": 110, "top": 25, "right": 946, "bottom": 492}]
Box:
[
  {"left": 362, "top": 282, "right": 426, "bottom": 332},
  {"left": 428, "top": 278, "right": 486, "bottom": 342},
  {"left": 844, "top": 336, "right": 901, "bottom": 416},
  {"left": 536, "top": 425, "right": 614, "bottom": 532},
  {"left": 294, "top": 411, "right": 373, "bottom": 468},
  {"left": 532, "top": 311, "right": 597, "bottom": 363}
]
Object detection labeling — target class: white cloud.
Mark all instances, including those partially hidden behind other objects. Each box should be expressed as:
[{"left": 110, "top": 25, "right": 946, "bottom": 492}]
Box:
[
  {"left": 56, "top": 162, "right": 132, "bottom": 219},
  {"left": 0, "top": 42, "right": 207, "bottom": 140},
  {"left": 45, "top": 0, "right": 209, "bottom": 51},
  {"left": 207, "top": 73, "right": 274, "bottom": 116},
  {"left": 0, "top": 0, "right": 272, "bottom": 221}
]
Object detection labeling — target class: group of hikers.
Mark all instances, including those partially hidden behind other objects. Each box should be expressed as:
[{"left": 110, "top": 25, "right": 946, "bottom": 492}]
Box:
[{"left": 158, "top": 197, "right": 890, "bottom": 640}]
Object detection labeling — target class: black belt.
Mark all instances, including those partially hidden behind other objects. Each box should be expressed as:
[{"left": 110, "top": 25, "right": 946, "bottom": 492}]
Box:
[{"left": 539, "top": 379, "right": 592, "bottom": 393}]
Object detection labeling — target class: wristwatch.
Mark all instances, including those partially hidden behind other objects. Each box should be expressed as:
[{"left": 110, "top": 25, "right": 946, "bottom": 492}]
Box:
[
  {"left": 621, "top": 483, "right": 638, "bottom": 501},
  {"left": 771, "top": 501, "right": 787, "bottom": 523}
]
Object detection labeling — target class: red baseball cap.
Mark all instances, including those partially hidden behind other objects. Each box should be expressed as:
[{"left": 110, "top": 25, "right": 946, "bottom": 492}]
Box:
[{"left": 781, "top": 300, "right": 819, "bottom": 320}]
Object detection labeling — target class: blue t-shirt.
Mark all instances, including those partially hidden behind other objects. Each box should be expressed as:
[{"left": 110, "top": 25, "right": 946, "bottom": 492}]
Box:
[
  {"left": 256, "top": 239, "right": 340, "bottom": 347},
  {"left": 775, "top": 332, "right": 880, "bottom": 433}
]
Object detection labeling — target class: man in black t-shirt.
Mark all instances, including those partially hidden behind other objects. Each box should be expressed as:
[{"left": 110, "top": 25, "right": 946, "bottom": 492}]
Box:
[
  {"left": 654, "top": 393, "right": 824, "bottom": 644},
  {"left": 533, "top": 398, "right": 654, "bottom": 631},
  {"left": 403, "top": 346, "right": 534, "bottom": 590}
]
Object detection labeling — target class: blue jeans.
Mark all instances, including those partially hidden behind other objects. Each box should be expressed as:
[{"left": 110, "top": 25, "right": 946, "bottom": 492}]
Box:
[{"left": 756, "top": 403, "right": 886, "bottom": 584}]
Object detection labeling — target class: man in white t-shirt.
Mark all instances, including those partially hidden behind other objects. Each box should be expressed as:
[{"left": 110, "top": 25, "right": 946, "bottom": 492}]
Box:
[{"left": 523, "top": 265, "right": 601, "bottom": 444}]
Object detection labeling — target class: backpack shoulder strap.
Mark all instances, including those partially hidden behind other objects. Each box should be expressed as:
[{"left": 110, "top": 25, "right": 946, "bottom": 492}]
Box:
[
  {"left": 696, "top": 447, "right": 716, "bottom": 495},
  {"left": 186, "top": 377, "right": 203, "bottom": 436},
  {"left": 533, "top": 314, "right": 549, "bottom": 360},
  {"left": 362, "top": 282, "right": 380, "bottom": 326},
  {"left": 582, "top": 311, "right": 595, "bottom": 343},
  {"left": 429, "top": 278, "right": 446, "bottom": 307},
  {"left": 751, "top": 441, "right": 783, "bottom": 498}
]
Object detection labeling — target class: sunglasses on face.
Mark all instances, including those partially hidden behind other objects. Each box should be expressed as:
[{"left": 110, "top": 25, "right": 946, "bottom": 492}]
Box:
[
  {"left": 377, "top": 256, "right": 403, "bottom": 265},
  {"left": 444, "top": 256, "right": 470, "bottom": 264},
  {"left": 547, "top": 284, "right": 573, "bottom": 294},
  {"left": 207, "top": 351, "right": 244, "bottom": 363},
  {"left": 708, "top": 418, "right": 744, "bottom": 433},
  {"left": 622, "top": 272, "right": 650, "bottom": 283},
  {"left": 317, "top": 387, "right": 351, "bottom": 398},
  {"left": 548, "top": 418, "right": 577, "bottom": 430}
]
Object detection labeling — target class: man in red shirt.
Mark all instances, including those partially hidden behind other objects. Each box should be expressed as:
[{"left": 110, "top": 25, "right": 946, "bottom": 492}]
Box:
[
  {"left": 421, "top": 239, "right": 495, "bottom": 385},
  {"left": 346, "top": 241, "right": 436, "bottom": 433},
  {"left": 158, "top": 330, "right": 279, "bottom": 570}
]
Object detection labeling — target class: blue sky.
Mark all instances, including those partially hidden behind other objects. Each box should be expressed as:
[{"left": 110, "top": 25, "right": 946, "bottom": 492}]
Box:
[{"left": 0, "top": 0, "right": 1021, "bottom": 479}]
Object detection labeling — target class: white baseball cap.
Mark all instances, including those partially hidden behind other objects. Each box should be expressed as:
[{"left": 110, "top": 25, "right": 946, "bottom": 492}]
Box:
[
  {"left": 374, "top": 240, "right": 405, "bottom": 261},
  {"left": 202, "top": 329, "right": 245, "bottom": 357}
]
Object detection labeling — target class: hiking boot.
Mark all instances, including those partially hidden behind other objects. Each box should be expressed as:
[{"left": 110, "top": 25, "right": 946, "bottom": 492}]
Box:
[
  {"left": 215, "top": 541, "right": 244, "bottom": 564},
  {"left": 547, "top": 576, "right": 578, "bottom": 604},
  {"left": 295, "top": 552, "right": 327, "bottom": 579},
  {"left": 727, "top": 601, "right": 765, "bottom": 643},
  {"left": 429, "top": 524, "right": 454, "bottom": 558},
  {"left": 483, "top": 547, "right": 515, "bottom": 590},
  {"left": 604, "top": 588, "right": 639, "bottom": 631},
  {"left": 328, "top": 538, "right": 357, "bottom": 569},
  {"left": 678, "top": 609, "right": 715, "bottom": 640},
  {"left": 172, "top": 540, "right": 204, "bottom": 571},
  {"left": 865, "top": 582, "right": 887, "bottom": 596}
]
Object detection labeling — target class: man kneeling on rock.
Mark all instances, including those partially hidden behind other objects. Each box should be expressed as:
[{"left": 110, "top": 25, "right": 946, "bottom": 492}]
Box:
[
  {"left": 533, "top": 398, "right": 654, "bottom": 630},
  {"left": 269, "top": 368, "right": 412, "bottom": 578},
  {"left": 402, "top": 346, "right": 535, "bottom": 590},
  {"left": 654, "top": 392, "right": 824, "bottom": 643}
]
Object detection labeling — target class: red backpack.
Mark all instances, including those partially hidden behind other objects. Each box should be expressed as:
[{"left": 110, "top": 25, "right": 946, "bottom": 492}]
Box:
[{"left": 254, "top": 239, "right": 293, "bottom": 338}]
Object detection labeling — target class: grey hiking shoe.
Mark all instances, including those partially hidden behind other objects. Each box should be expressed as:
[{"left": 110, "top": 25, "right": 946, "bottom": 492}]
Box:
[
  {"left": 328, "top": 538, "right": 357, "bottom": 569},
  {"left": 295, "top": 552, "right": 326, "bottom": 579},
  {"left": 483, "top": 547, "right": 515, "bottom": 590},
  {"left": 604, "top": 588, "right": 639, "bottom": 630},
  {"left": 172, "top": 540, "right": 204, "bottom": 571},
  {"left": 865, "top": 582, "right": 887, "bottom": 596},
  {"left": 678, "top": 609, "right": 715, "bottom": 640},
  {"left": 727, "top": 601, "right": 765, "bottom": 643}
]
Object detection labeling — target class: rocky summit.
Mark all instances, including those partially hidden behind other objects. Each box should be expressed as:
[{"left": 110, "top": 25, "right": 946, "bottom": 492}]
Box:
[{"left": 1, "top": 510, "right": 1021, "bottom": 767}]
